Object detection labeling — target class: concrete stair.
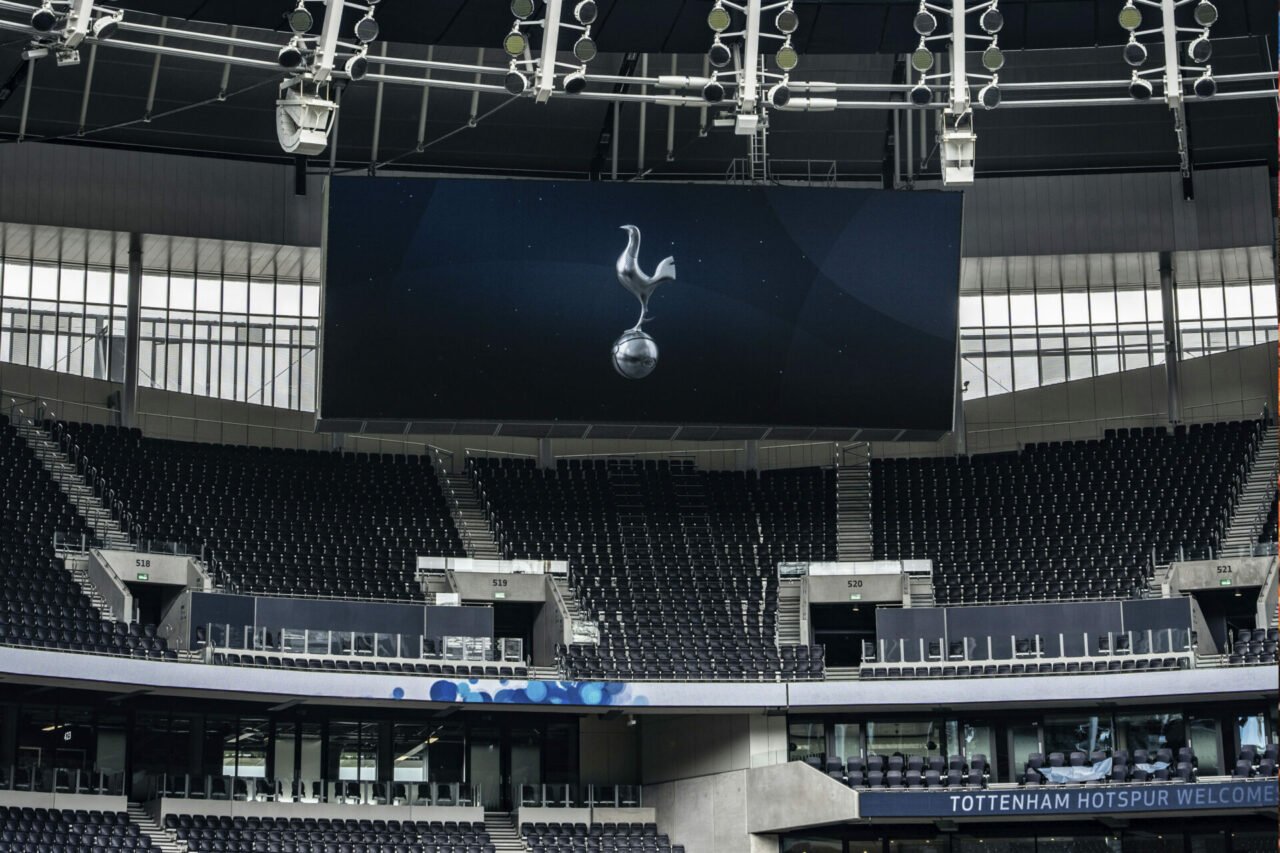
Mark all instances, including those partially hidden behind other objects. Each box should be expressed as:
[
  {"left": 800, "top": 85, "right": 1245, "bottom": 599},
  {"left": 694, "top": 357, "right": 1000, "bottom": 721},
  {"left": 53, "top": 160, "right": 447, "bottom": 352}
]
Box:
[
  {"left": 66, "top": 557, "right": 116, "bottom": 621},
  {"left": 836, "top": 451, "right": 873, "bottom": 562},
  {"left": 14, "top": 420, "right": 134, "bottom": 550},
  {"left": 1220, "top": 425, "right": 1278, "bottom": 557},
  {"left": 127, "top": 804, "right": 185, "bottom": 853},
  {"left": 776, "top": 577, "right": 802, "bottom": 646},
  {"left": 436, "top": 467, "right": 503, "bottom": 560},
  {"left": 905, "top": 572, "right": 936, "bottom": 608},
  {"left": 483, "top": 812, "right": 526, "bottom": 853}
]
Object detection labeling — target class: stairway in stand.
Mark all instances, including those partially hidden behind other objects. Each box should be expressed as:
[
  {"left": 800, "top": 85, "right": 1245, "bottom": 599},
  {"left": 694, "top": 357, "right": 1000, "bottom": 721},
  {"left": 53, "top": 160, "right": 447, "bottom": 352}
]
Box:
[
  {"left": 434, "top": 456, "right": 503, "bottom": 560},
  {"left": 484, "top": 812, "right": 526, "bottom": 853},
  {"left": 14, "top": 420, "right": 134, "bottom": 550},
  {"left": 1220, "top": 424, "right": 1278, "bottom": 557},
  {"left": 126, "top": 804, "right": 185, "bottom": 853},
  {"left": 776, "top": 577, "right": 802, "bottom": 646},
  {"left": 836, "top": 448, "right": 873, "bottom": 562}
]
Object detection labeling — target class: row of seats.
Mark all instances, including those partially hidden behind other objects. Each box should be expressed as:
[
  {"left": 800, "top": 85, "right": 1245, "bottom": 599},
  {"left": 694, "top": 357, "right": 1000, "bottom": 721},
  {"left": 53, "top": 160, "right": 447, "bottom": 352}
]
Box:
[
  {"left": 874, "top": 421, "right": 1266, "bottom": 604},
  {"left": 1232, "top": 744, "right": 1279, "bottom": 778},
  {"left": 54, "top": 422, "right": 463, "bottom": 600},
  {"left": 165, "top": 815, "right": 490, "bottom": 853},
  {"left": 806, "top": 754, "right": 990, "bottom": 789},
  {"left": 1228, "top": 627, "right": 1279, "bottom": 665},
  {"left": 860, "top": 656, "right": 1190, "bottom": 679},
  {"left": 0, "top": 807, "right": 150, "bottom": 853},
  {"left": 1022, "top": 748, "right": 1194, "bottom": 785},
  {"left": 471, "top": 458, "right": 833, "bottom": 680},
  {"left": 208, "top": 652, "right": 527, "bottom": 680},
  {"left": 520, "top": 822, "right": 680, "bottom": 853}
]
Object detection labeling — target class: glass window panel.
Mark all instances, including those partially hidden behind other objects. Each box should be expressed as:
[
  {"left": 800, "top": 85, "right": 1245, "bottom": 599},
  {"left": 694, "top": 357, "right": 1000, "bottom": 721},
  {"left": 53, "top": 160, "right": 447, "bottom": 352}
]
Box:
[
  {"left": 196, "top": 277, "right": 222, "bottom": 312},
  {"left": 1009, "top": 293, "right": 1035, "bottom": 325},
  {"left": 959, "top": 295, "right": 983, "bottom": 328},
  {"left": 831, "top": 723, "right": 861, "bottom": 764},
  {"left": 86, "top": 269, "right": 111, "bottom": 304},
  {"left": 982, "top": 294, "right": 1009, "bottom": 327},
  {"left": 250, "top": 281, "right": 275, "bottom": 314},
  {"left": 866, "top": 720, "right": 944, "bottom": 759},
  {"left": 954, "top": 837, "right": 1036, "bottom": 853},
  {"left": 1088, "top": 291, "right": 1116, "bottom": 324},
  {"left": 781, "top": 838, "right": 842, "bottom": 853},
  {"left": 1115, "top": 712, "right": 1183, "bottom": 755},
  {"left": 788, "top": 722, "right": 826, "bottom": 765},
  {"left": 1235, "top": 713, "right": 1266, "bottom": 752},
  {"left": 1043, "top": 715, "right": 1112, "bottom": 758},
  {"left": 889, "top": 839, "right": 947, "bottom": 853},
  {"left": 3, "top": 261, "right": 30, "bottom": 297},
  {"left": 1250, "top": 283, "right": 1277, "bottom": 317},
  {"left": 1115, "top": 288, "right": 1146, "bottom": 322},
  {"left": 141, "top": 274, "right": 167, "bottom": 307},
  {"left": 1036, "top": 292, "right": 1063, "bottom": 325},
  {"left": 302, "top": 285, "right": 321, "bottom": 318},
  {"left": 31, "top": 265, "right": 58, "bottom": 300},
  {"left": 1062, "top": 291, "right": 1089, "bottom": 324},
  {"left": 168, "top": 276, "right": 194, "bottom": 311},
  {"left": 1176, "top": 286, "right": 1200, "bottom": 320},
  {"left": 1187, "top": 717, "right": 1221, "bottom": 775},
  {"left": 223, "top": 279, "right": 248, "bottom": 313},
  {"left": 276, "top": 283, "right": 301, "bottom": 316},
  {"left": 1013, "top": 356, "right": 1038, "bottom": 391},
  {"left": 60, "top": 265, "right": 85, "bottom": 303},
  {"left": 1198, "top": 285, "right": 1225, "bottom": 319},
  {"left": 985, "top": 357, "right": 1013, "bottom": 396}
]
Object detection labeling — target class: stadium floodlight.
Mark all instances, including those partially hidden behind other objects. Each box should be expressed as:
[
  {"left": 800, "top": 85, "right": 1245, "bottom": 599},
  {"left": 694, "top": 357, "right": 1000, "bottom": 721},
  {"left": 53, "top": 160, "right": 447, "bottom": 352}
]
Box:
[
  {"left": 345, "top": 52, "right": 368, "bottom": 80},
  {"left": 505, "top": 67, "right": 529, "bottom": 94},
  {"left": 31, "top": 2, "right": 58, "bottom": 33},
  {"left": 92, "top": 10, "right": 123, "bottom": 40},
  {"left": 767, "top": 82, "right": 791, "bottom": 107},
  {"left": 573, "top": 34, "right": 597, "bottom": 63},
  {"left": 775, "top": 42, "right": 799, "bottom": 72},
  {"left": 776, "top": 5, "right": 799, "bottom": 34},
  {"left": 702, "top": 79, "right": 725, "bottom": 102},
  {"left": 1128, "top": 71, "right": 1153, "bottom": 100},
  {"left": 54, "top": 48, "right": 79, "bottom": 66},
  {"left": 353, "top": 13, "right": 379, "bottom": 44},
  {"left": 981, "top": 43, "right": 1004, "bottom": 72},
  {"left": 574, "top": 0, "right": 598, "bottom": 24},
  {"left": 503, "top": 27, "right": 527, "bottom": 57},
  {"left": 708, "top": 2, "right": 732, "bottom": 33},
  {"left": 978, "top": 79, "right": 1000, "bottom": 108},
  {"left": 287, "top": 2, "right": 313, "bottom": 34},
  {"left": 1187, "top": 33, "right": 1211, "bottom": 63},
  {"left": 1192, "top": 0, "right": 1217, "bottom": 27},
  {"left": 563, "top": 68, "right": 587, "bottom": 94},
  {"left": 708, "top": 38, "right": 732, "bottom": 68},
  {"left": 913, "top": 6, "right": 937, "bottom": 36},
  {"left": 911, "top": 44, "right": 934, "bottom": 73},
  {"left": 278, "top": 38, "right": 306, "bottom": 69},
  {"left": 910, "top": 81, "right": 932, "bottom": 105},
  {"left": 1123, "top": 36, "right": 1147, "bottom": 66},
  {"left": 1192, "top": 68, "right": 1215, "bottom": 97},
  {"left": 980, "top": 6, "right": 1003, "bottom": 34},
  {"left": 1118, "top": 1, "right": 1142, "bottom": 31},
  {"left": 511, "top": 0, "right": 537, "bottom": 20}
]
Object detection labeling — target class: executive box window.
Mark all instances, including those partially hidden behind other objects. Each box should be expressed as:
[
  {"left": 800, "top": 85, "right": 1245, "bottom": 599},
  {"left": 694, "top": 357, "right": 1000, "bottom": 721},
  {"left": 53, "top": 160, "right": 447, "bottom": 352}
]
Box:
[
  {"left": 1042, "top": 714, "right": 1112, "bottom": 758},
  {"left": 866, "top": 720, "right": 945, "bottom": 759},
  {"left": 1114, "top": 712, "right": 1185, "bottom": 756},
  {"left": 781, "top": 838, "right": 843, "bottom": 853},
  {"left": 789, "top": 722, "right": 826, "bottom": 765}
]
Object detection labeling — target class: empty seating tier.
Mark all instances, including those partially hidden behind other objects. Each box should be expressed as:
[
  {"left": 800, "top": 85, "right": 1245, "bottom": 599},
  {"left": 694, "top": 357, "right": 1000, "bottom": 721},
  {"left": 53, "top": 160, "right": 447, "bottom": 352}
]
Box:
[
  {"left": 873, "top": 421, "right": 1264, "bottom": 604},
  {"left": 163, "top": 814, "right": 491, "bottom": 853},
  {"left": 54, "top": 422, "right": 464, "bottom": 600},
  {"left": 471, "top": 458, "right": 834, "bottom": 681},
  {"left": 0, "top": 415, "right": 166, "bottom": 657},
  {"left": 0, "top": 805, "right": 151, "bottom": 853},
  {"left": 520, "top": 821, "right": 679, "bottom": 853}
]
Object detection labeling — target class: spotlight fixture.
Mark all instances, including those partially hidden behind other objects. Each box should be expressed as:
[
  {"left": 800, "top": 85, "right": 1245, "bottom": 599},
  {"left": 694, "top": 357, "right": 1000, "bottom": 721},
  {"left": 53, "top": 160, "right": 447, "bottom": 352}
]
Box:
[
  {"left": 911, "top": 44, "right": 934, "bottom": 73},
  {"left": 1128, "top": 71, "right": 1152, "bottom": 100},
  {"left": 1192, "top": 0, "right": 1217, "bottom": 27},
  {"left": 353, "top": 13, "right": 379, "bottom": 44},
  {"left": 92, "top": 10, "right": 123, "bottom": 40},
  {"left": 708, "top": 39, "right": 732, "bottom": 68},
  {"left": 287, "top": 2, "right": 313, "bottom": 34},
  {"left": 278, "top": 38, "right": 305, "bottom": 69},
  {"left": 978, "top": 80, "right": 1000, "bottom": 109},
  {"left": 574, "top": 0, "right": 598, "bottom": 24},
  {"left": 572, "top": 34, "right": 597, "bottom": 63},
  {"left": 54, "top": 47, "right": 79, "bottom": 66},
  {"left": 776, "top": 5, "right": 799, "bottom": 34},
  {"left": 1123, "top": 35, "right": 1147, "bottom": 66},
  {"left": 707, "top": 2, "right": 732, "bottom": 33},
  {"left": 563, "top": 68, "right": 587, "bottom": 94},
  {"left": 979, "top": 6, "right": 1004, "bottom": 34},
  {"left": 20, "top": 46, "right": 49, "bottom": 60},
  {"left": 1187, "top": 33, "right": 1211, "bottom": 63},
  {"left": 345, "top": 52, "right": 368, "bottom": 81},
  {"left": 511, "top": 0, "right": 536, "bottom": 20},
  {"left": 767, "top": 81, "right": 791, "bottom": 107},
  {"left": 503, "top": 27, "right": 527, "bottom": 57},
  {"left": 981, "top": 43, "right": 1004, "bottom": 72},
  {"left": 31, "top": 2, "right": 57, "bottom": 33},
  {"left": 504, "top": 68, "right": 528, "bottom": 95},
  {"left": 1192, "top": 68, "right": 1215, "bottom": 97},
  {"left": 702, "top": 79, "right": 725, "bottom": 103},
  {"left": 909, "top": 81, "right": 932, "bottom": 106},
  {"left": 1118, "top": 0, "right": 1142, "bottom": 31},
  {"left": 775, "top": 42, "right": 799, "bottom": 72},
  {"left": 913, "top": 8, "right": 937, "bottom": 36}
]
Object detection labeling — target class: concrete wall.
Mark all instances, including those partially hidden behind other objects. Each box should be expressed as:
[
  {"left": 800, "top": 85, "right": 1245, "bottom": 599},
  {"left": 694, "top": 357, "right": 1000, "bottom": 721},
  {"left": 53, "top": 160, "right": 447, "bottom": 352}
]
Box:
[
  {"left": 642, "top": 761, "right": 857, "bottom": 853},
  {"left": 0, "top": 791, "right": 128, "bottom": 811},
  {"left": 579, "top": 717, "right": 640, "bottom": 786},
  {"left": 531, "top": 577, "right": 568, "bottom": 667},
  {"left": 450, "top": 572, "right": 547, "bottom": 603},
  {"left": 640, "top": 714, "right": 787, "bottom": 786},
  {"left": 1170, "top": 556, "right": 1276, "bottom": 593},
  {"left": 807, "top": 574, "right": 903, "bottom": 605}
]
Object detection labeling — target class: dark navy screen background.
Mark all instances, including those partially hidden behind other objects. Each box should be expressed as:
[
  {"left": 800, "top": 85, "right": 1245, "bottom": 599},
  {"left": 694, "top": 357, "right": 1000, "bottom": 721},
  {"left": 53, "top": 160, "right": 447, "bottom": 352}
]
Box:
[{"left": 321, "top": 178, "right": 963, "bottom": 430}]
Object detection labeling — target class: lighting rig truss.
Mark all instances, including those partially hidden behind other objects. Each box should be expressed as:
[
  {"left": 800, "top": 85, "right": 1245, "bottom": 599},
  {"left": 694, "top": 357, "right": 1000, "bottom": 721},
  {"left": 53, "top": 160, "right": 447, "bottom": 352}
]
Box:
[{"left": 0, "top": 0, "right": 1273, "bottom": 179}]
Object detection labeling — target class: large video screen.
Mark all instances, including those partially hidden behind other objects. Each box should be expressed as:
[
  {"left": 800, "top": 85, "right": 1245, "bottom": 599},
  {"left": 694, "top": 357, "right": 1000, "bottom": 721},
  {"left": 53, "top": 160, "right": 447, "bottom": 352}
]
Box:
[{"left": 321, "top": 178, "right": 962, "bottom": 432}]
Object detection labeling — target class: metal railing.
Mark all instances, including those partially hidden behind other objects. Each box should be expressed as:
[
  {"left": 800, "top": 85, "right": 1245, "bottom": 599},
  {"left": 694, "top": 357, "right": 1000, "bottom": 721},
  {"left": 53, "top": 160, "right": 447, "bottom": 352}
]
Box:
[
  {"left": 0, "top": 765, "right": 125, "bottom": 796},
  {"left": 513, "top": 783, "right": 643, "bottom": 809},
  {"left": 144, "top": 773, "right": 479, "bottom": 807},
  {"left": 202, "top": 623, "right": 527, "bottom": 665},
  {"left": 864, "top": 628, "right": 1193, "bottom": 666}
]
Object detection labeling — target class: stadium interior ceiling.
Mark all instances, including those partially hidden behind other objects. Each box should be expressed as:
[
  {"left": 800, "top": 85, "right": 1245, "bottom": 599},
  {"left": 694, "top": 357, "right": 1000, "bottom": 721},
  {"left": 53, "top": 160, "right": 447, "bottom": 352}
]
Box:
[{"left": 0, "top": 0, "right": 1274, "bottom": 182}]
